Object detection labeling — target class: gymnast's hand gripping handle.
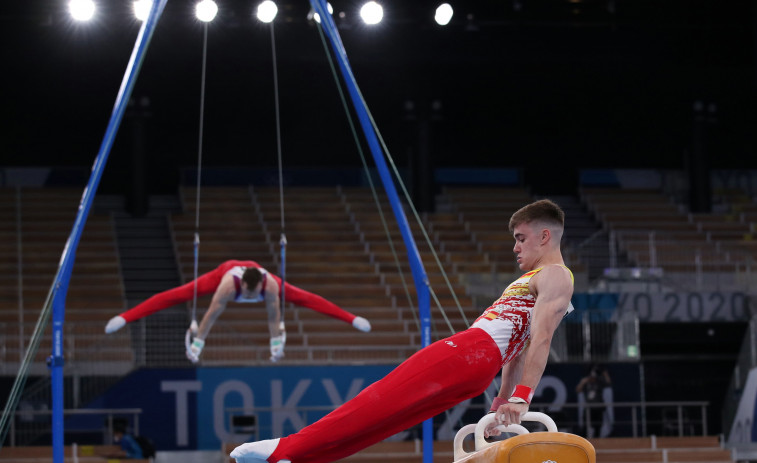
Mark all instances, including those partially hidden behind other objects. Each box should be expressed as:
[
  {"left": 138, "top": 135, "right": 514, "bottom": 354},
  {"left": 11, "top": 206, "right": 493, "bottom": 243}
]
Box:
[
  {"left": 473, "top": 412, "right": 557, "bottom": 452},
  {"left": 453, "top": 419, "right": 528, "bottom": 461},
  {"left": 184, "top": 320, "right": 199, "bottom": 351},
  {"left": 452, "top": 411, "right": 558, "bottom": 460}
]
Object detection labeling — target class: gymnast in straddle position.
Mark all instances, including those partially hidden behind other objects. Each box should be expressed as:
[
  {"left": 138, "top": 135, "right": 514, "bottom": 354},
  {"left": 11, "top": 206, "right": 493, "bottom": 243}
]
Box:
[
  {"left": 231, "top": 199, "right": 575, "bottom": 463},
  {"left": 104, "top": 260, "right": 371, "bottom": 363}
]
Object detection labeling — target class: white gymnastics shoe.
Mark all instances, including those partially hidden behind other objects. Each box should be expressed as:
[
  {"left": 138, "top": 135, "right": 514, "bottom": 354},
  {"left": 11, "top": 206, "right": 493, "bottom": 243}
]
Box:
[
  {"left": 230, "top": 438, "right": 285, "bottom": 463},
  {"left": 105, "top": 316, "right": 126, "bottom": 334},
  {"left": 352, "top": 316, "right": 371, "bottom": 333}
]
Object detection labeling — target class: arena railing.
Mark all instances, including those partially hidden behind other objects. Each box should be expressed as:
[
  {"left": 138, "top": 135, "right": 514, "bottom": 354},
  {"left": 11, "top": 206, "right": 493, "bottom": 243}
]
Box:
[
  {"left": 1, "top": 408, "right": 142, "bottom": 448},
  {"left": 578, "top": 229, "right": 756, "bottom": 292},
  {"left": 223, "top": 400, "right": 710, "bottom": 441}
]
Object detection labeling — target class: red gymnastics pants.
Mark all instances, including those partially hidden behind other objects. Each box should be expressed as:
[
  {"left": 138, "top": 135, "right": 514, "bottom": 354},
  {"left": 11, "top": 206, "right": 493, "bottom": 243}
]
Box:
[
  {"left": 117, "top": 260, "right": 357, "bottom": 325},
  {"left": 268, "top": 328, "right": 503, "bottom": 463}
]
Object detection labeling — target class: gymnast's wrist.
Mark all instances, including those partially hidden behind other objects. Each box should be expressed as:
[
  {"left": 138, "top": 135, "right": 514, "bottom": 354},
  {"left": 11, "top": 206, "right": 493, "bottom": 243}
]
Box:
[
  {"left": 488, "top": 396, "right": 507, "bottom": 413},
  {"left": 508, "top": 384, "right": 534, "bottom": 404}
]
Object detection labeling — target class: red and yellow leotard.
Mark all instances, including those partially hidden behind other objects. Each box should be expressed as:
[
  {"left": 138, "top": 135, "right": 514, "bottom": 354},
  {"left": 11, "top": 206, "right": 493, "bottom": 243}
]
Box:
[{"left": 472, "top": 266, "right": 574, "bottom": 366}]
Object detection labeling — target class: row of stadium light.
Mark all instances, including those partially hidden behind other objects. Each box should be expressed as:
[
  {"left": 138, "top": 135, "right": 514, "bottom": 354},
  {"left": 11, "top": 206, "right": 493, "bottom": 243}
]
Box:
[{"left": 67, "top": 0, "right": 455, "bottom": 26}]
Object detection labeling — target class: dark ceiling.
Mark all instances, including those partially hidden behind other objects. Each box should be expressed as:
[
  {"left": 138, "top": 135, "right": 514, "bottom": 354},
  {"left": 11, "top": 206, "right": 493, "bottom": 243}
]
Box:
[{"left": 1, "top": 0, "right": 756, "bottom": 191}]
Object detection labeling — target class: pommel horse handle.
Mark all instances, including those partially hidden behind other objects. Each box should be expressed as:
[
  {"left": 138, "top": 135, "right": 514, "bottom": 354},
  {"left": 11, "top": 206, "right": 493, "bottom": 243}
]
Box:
[{"left": 453, "top": 412, "right": 558, "bottom": 461}]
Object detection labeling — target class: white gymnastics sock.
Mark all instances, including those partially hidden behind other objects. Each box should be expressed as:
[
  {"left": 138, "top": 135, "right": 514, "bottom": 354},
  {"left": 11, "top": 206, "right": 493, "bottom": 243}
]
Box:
[
  {"left": 352, "top": 316, "right": 371, "bottom": 333},
  {"left": 105, "top": 315, "right": 126, "bottom": 334}
]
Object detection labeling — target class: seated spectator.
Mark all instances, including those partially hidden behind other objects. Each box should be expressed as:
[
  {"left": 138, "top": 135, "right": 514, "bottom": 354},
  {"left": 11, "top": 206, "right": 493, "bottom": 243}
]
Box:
[{"left": 110, "top": 419, "right": 143, "bottom": 459}]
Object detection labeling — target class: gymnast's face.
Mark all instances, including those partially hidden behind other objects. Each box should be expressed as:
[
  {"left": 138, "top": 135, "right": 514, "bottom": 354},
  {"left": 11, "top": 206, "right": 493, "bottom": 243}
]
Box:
[{"left": 512, "top": 221, "right": 545, "bottom": 271}]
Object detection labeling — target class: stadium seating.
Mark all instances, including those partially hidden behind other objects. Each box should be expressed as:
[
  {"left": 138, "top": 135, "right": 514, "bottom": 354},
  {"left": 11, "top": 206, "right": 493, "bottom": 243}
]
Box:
[
  {"left": 579, "top": 186, "right": 754, "bottom": 288},
  {"left": 588, "top": 435, "right": 732, "bottom": 463},
  {"left": 0, "top": 187, "right": 129, "bottom": 372}
]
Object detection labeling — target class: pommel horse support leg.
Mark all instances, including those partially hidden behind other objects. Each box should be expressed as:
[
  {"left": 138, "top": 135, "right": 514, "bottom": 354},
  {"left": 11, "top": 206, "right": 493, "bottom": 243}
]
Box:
[{"left": 453, "top": 412, "right": 596, "bottom": 463}]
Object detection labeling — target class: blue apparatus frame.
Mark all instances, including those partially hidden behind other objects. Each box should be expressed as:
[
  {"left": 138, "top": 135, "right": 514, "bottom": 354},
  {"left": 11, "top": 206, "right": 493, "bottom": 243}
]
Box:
[
  {"left": 37, "top": 1, "right": 433, "bottom": 462},
  {"left": 46, "top": 1, "right": 169, "bottom": 462},
  {"left": 309, "top": 1, "right": 434, "bottom": 461}
]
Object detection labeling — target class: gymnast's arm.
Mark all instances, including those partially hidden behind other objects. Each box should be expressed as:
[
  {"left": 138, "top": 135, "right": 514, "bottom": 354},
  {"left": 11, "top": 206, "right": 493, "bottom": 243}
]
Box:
[
  {"left": 484, "top": 349, "right": 526, "bottom": 437},
  {"left": 263, "top": 276, "right": 282, "bottom": 338},
  {"left": 195, "top": 275, "right": 234, "bottom": 340},
  {"left": 499, "top": 348, "right": 526, "bottom": 403},
  {"left": 496, "top": 265, "right": 574, "bottom": 425}
]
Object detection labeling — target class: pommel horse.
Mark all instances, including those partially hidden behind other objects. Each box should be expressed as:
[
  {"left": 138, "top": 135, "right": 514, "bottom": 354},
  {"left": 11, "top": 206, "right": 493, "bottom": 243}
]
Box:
[{"left": 452, "top": 412, "right": 596, "bottom": 463}]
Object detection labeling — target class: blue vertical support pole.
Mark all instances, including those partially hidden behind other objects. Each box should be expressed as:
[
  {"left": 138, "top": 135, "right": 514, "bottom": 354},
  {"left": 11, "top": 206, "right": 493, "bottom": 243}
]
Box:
[
  {"left": 49, "top": 2, "right": 167, "bottom": 462},
  {"left": 310, "top": 1, "right": 433, "bottom": 461}
]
